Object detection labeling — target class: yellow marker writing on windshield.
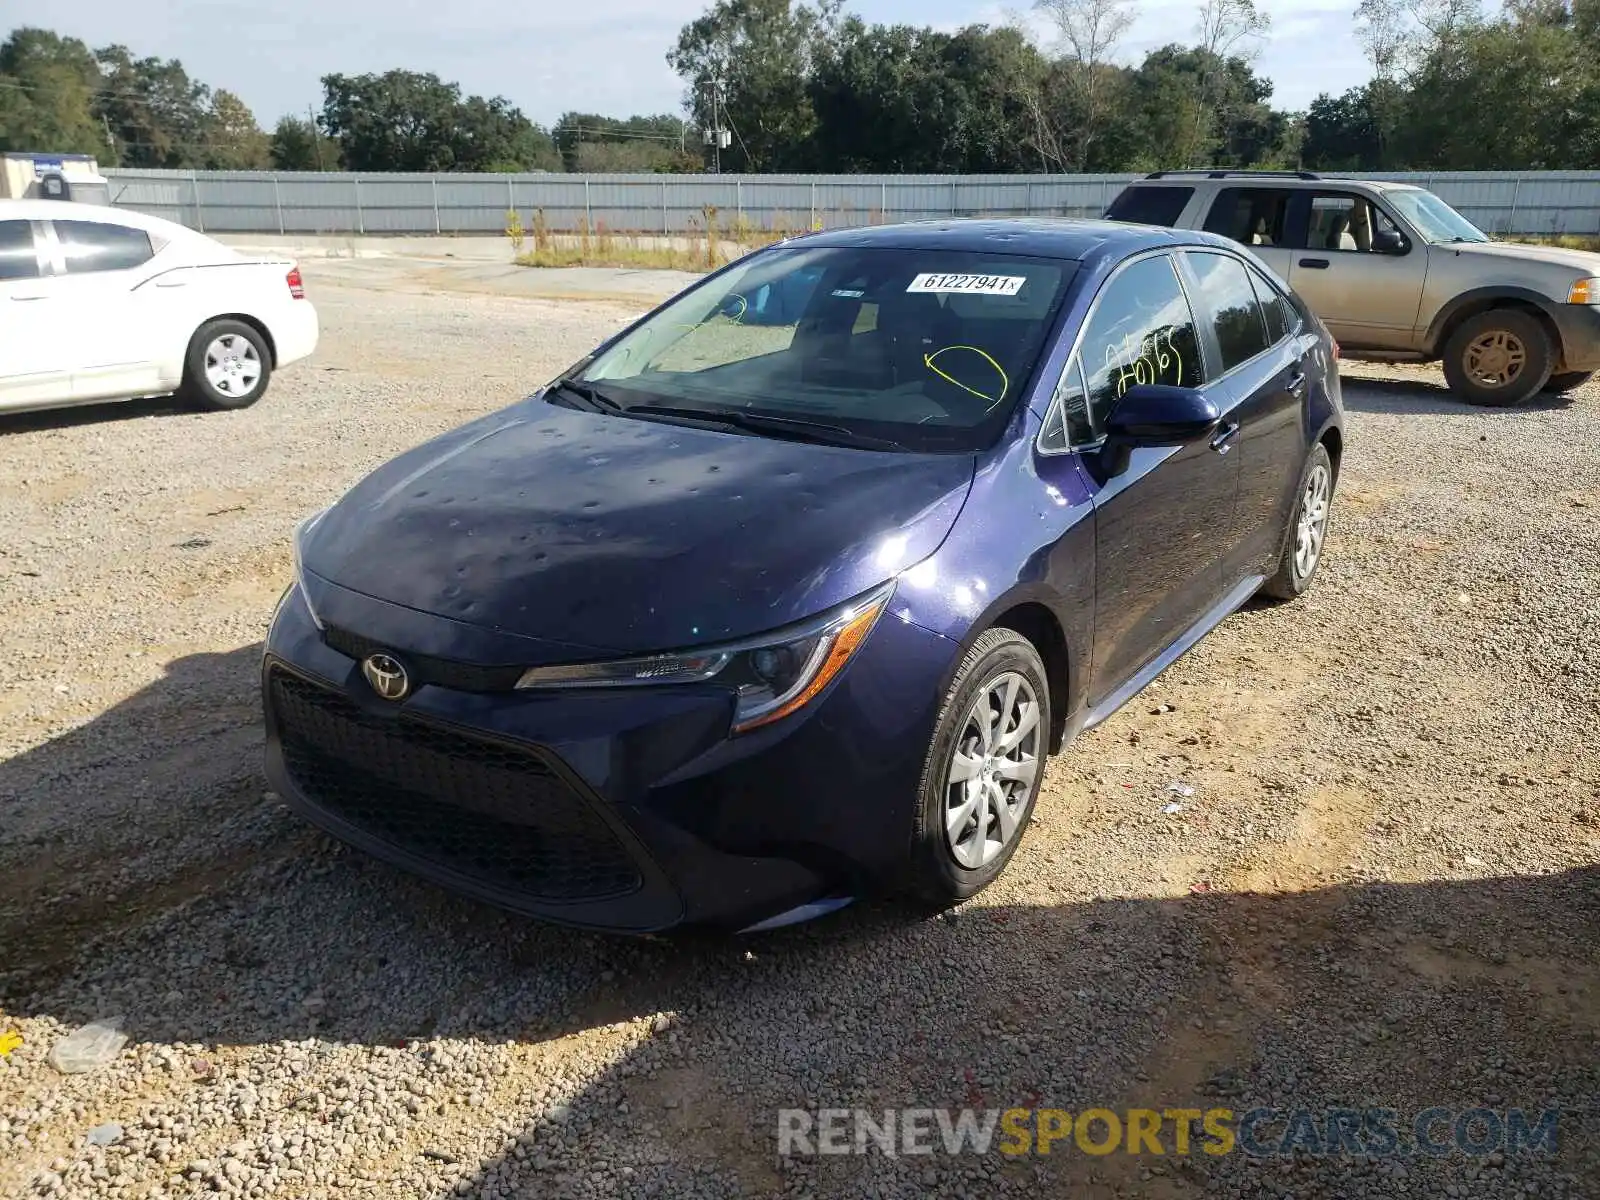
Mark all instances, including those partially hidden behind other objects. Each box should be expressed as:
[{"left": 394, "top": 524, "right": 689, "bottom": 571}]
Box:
[{"left": 925, "top": 345, "right": 1010, "bottom": 408}]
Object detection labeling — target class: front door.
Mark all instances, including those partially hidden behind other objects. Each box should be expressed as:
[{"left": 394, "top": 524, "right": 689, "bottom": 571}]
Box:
[
  {"left": 1286, "top": 191, "right": 1428, "bottom": 351},
  {"left": 1055, "top": 252, "right": 1242, "bottom": 705}
]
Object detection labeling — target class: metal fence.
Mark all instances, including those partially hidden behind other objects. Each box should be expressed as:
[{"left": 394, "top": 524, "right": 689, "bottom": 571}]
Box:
[{"left": 102, "top": 168, "right": 1600, "bottom": 238}]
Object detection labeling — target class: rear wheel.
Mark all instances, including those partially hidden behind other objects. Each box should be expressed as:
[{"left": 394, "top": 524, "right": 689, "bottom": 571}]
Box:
[
  {"left": 180, "top": 319, "right": 272, "bottom": 411},
  {"left": 1441, "top": 309, "right": 1552, "bottom": 407},
  {"left": 909, "top": 628, "right": 1050, "bottom": 906},
  {"left": 1260, "top": 442, "right": 1334, "bottom": 602},
  {"left": 1544, "top": 370, "right": 1593, "bottom": 394}
]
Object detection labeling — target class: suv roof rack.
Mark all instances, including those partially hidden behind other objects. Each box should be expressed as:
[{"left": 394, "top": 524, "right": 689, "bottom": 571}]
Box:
[{"left": 1144, "top": 169, "right": 1321, "bottom": 181}]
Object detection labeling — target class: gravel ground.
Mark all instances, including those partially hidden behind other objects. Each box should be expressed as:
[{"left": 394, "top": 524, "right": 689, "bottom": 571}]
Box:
[{"left": 1, "top": 259, "right": 1597, "bottom": 1200}]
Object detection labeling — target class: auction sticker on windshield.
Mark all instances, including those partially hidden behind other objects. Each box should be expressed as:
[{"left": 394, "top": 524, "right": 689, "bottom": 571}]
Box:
[{"left": 907, "top": 274, "right": 1027, "bottom": 296}]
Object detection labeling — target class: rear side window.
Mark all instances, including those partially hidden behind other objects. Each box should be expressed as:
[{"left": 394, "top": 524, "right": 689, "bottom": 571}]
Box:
[
  {"left": 0, "top": 220, "right": 39, "bottom": 280},
  {"left": 1202, "top": 188, "right": 1291, "bottom": 248},
  {"left": 1075, "top": 254, "right": 1203, "bottom": 437},
  {"left": 55, "top": 221, "right": 154, "bottom": 274},
  {"left": 1247, "top": 267, "right": 1298, "bottom": 344},
  {"left": 1186, "top": 252, "right": 1269, "bottom": 375},
  {"left": 1105, "top": 186, "right": 1194, "bottom": 228}
]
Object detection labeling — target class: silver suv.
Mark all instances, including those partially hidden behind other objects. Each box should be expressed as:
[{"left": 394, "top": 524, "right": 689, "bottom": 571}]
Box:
[{"left": 1105, "top": 170, "right": 1600, "bottom": 406}]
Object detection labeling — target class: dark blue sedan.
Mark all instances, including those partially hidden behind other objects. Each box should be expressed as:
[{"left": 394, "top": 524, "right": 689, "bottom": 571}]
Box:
[{"left": 264, "top": 219, "right": 1343, "bottom": 934}]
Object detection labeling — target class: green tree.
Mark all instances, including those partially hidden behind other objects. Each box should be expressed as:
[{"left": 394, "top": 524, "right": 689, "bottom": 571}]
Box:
[
  {"left": 0, "top": 28, "right": 109, "bottom": 159},
  {"left": 268, "top": 115, "right": 341, "bottom": 170},
  {"left": 199, "top": 88, "right": 268, "bottom": 169},
  {"left": 94, "top": 45, "right": 211, "bottom": 167}
]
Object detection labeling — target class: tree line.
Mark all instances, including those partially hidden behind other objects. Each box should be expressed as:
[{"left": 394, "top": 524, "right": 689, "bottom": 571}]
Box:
[{"left": 2, "top": 2, "right": 1598, "bottom": 176}]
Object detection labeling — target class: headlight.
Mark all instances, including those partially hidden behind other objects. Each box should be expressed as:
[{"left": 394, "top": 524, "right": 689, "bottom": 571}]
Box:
[
  {"left": 515, "top": 581, "right": 894, "bottom": 733},
  {"left": 291, "top": 507, "right": 329, "bottom": 627},
  {"left": 1566, "top": 277, "right": 1600, "bottom": 304}
]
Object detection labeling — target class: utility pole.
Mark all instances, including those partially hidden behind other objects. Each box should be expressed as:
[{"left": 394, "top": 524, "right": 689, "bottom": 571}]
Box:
[
  {"left": 702, "top": 75, "right": 731, "bottom": 172},
  {"left": 308, "top": 105, "right": 324, "bottom": 170}
]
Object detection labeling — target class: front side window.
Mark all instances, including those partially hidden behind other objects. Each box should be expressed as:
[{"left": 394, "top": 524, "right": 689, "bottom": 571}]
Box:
[
  {"left": 1305, "top": 195, "right": 1406, "bottom": 254},
  {"left": 0, "top": 220, "right": 39, "bottom": 281},
  {"left": 1187, "top": 252, "right": 1270, "bottom": 374},
  {"left": 1203, "top": 187, "right": 1291, "bottom": 248},
  {"left": 55, "top": 221, "right": 154, "bottom": 274},
  {"left": 577, "top": 246, "right": 1078, "bottom": 453},
  {"left": 1075, "top": 254, "right": 1203, "bottom": 435}
]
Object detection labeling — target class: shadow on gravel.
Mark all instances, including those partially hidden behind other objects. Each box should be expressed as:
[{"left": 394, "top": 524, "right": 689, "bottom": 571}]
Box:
[
  {"left": 3, "top": 652, "right": 1597, "bottom": 1197},
  {"left": 1339, "top": 376, "right": 1579, "bottom": 417},
  {"left": 0, "top": 394, "right": 193, "bottom": 436}
]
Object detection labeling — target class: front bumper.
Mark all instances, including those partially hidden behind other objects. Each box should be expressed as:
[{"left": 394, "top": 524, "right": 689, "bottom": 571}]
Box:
[
  {"left": 262, "top": 583, "right": 957, "bottom": 933},
  {"left": 1551, "top": 303, "right": 1600, "bottom": 373}
]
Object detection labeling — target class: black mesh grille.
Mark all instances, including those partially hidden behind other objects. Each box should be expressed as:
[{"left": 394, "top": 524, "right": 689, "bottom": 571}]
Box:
[
  {"left": 322, "top": 627, "right": 524, "bottom": 693},
  {"left": 268, "top": 667, "right": 641, "bottom": 901}
]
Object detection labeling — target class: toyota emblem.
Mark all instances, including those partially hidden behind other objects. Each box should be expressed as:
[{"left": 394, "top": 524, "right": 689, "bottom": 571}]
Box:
[{"left": 361, "top": 653, "right": 410, "bottom": 701}]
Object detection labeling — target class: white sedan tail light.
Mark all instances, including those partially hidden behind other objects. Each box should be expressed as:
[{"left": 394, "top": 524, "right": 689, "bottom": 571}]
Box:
[{"left": 286, "top": 266, "right": 306, "bottom": 299}]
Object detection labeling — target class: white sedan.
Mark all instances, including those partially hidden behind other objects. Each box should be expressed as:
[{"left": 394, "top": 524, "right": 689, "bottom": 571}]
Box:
[{"left": 0, "top": 200, "right": 318, "bottom": 415}]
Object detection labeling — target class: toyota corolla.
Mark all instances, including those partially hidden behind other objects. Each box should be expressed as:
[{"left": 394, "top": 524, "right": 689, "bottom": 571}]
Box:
[{"left": 263, "top": 219, "right": 1343, "bottom": 934}]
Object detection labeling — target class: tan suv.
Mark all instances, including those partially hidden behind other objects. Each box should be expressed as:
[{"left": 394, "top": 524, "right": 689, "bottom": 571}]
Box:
[{"left": 1105, "top": 170, "right": 1600, "bottom": 406}]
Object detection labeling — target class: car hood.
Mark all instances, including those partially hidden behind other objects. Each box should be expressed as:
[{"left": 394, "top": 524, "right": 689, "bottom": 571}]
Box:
[
  {"left": 1448, "top": 241, "right": 1600, "bottom": 274},
  {"left": 300, "top": 397, "right": 976, "bottom": 658}
]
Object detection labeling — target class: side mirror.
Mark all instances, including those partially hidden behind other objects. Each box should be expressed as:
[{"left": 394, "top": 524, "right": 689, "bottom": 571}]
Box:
[
  {"left": 1103, "top": 385, "right": 1220, "bottom": 447},
  {"left": 1373, "top": 229, "right": 1407, "bottom": 255}
]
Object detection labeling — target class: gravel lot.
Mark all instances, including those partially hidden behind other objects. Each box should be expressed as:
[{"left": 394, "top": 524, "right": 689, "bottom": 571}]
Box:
[{"left": 1, "top": 256, "right": 1597, "bottom": 1200}]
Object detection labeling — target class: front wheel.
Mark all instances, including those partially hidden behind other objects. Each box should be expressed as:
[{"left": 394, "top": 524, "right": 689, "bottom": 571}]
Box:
[
  {"left": 1440, "top": 309, "right": 1552, "bottom": 406},
  {"left": 180, "top": 319, "right": 272, "bottom": 411},
  {"left": 1259, "top": 442, "right": 1334, "bottom": 602},
  {"left": 909, "top": 628, "right": 1050, "bottom": 906}
]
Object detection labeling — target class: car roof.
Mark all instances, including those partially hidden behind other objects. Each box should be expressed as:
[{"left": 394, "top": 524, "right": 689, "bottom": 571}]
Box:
[
  {"left": 1126, "top": 174, "right": 1424, "bottom": 194},
  {"left": 791, "top": 217, "right": 1231, "bottom": 263}
]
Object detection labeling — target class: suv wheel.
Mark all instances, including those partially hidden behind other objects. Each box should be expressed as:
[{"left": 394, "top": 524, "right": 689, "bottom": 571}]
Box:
[
  {"left": 1441, "top": 309, "right": 1552, "bottom": 406},
  {"left": 1544, "top": 370, "right": 1593, "bottom": 395}
]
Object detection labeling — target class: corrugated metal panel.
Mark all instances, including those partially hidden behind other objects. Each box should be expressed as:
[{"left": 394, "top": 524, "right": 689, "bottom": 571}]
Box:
[{"left": 104, "top": 167, "right": 1600, "bottom": 238}]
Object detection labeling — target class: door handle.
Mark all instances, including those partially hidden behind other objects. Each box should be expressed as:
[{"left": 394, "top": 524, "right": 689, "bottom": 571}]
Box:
[
  {"left": 10, "top": 293, "right": 49, "bottom": 301},
  {"left": 1287, "top": 368, "right": 1308, "bottom": 397},
  {"left": 154, "top": 277, "right": 188, "bottom": 288},
  {"left": 1298, "top": 257, "right": 1330, "bottom": 270},
  {"left": 1209, "top": 420, "right": 1240, "bottom": 454}
]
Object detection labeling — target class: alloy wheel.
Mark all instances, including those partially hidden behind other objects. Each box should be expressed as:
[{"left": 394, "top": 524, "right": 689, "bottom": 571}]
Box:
[
  {"left": 1295, "top": 461, "right": 1331, "bottom": 581},
  {"left": 944, "top": 671, "right": 1041, "bottom": 869},
  {"left": 204, "top": 334, "right": 263, "bottom": 397},
  {"left": 1463, "top": 329, "right": 1526, "bottom": 389}
]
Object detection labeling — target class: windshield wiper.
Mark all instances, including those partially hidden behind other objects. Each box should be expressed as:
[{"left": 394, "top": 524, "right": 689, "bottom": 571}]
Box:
[
  {"left": 626, "top": 404, "right": 909, "bottom": 452},
  {"left": 547, "top": 379, "right": 623, "bottom": 413}
]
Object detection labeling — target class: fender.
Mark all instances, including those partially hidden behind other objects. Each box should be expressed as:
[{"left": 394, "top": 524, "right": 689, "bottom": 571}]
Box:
[{"left": 1423, "top": 285, "right": 1564, "bottom": 356}]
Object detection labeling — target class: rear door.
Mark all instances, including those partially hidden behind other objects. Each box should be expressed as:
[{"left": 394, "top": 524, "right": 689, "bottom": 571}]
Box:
[
  {"left": 0, "top": 218, "right": 71, "bottom": 411},
  {"left": 40, "top": 217, "right": 167, "bottom": 401},
  {"left": 1200, "top": 186, "right": 1296, "bottom": 282},
  {"left": 1286, "top": 191, "right": 1427, "bottom": 350},
  {"left": 1180, "top": 250, "right": 1311, "bottom": 585},
  {"left": 1040, "top": 252, "right": 1241, "bottom": 704}
]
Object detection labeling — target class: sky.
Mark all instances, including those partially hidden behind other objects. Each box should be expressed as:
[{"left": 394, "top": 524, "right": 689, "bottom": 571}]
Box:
[{"left": 34, "top": 0, "right": 1373, "bottom": 127}]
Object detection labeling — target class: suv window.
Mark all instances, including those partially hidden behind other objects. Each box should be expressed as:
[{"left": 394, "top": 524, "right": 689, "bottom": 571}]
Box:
[
  {"left": 1073, "top": 254, "right": 1203, "bottom": 438},
  {"left": 1305, "top": 194, "right": 1405, "bottom": 253},
  {"left": 1186, "top": 252, "right": 1269, "bottom": 375},
  {"left": 1105, "top": 186, "right": 1194, "bottom": 228},
  {"left": 1202, "top": 187, "right": 1291, "bottom": 248},
  {"left": 1247, "top": 266, "right": 1298, "bottom": 344},
  {"left": 55, "top": 221, "right": 154, "bottom": 274},
  {"left": 0, "top": 220, "right": 39, "bottom": 280}
]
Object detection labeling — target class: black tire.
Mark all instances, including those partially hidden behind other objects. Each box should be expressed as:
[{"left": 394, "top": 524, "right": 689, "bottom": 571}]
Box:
[
  {"left": 1543, "top": 370, "right": 1594, "bottom": 394},
  {"left": 180, "top": 318, "right": 273, "bottom": 411},
  {"left": 1259, "top": 442, "right": 1334, "bottom": 602},
  {"left": 909, "top": 627, "right": 1051, "bottom": 906},
  {"left": 1440, "top": 309, "right": 1552, "bottom": 407}
]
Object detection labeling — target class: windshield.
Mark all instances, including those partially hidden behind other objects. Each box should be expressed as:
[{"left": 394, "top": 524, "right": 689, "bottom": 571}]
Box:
[
  {"left": 571, "top": 245, "right": 1078, "bottom": 453},
  {"left": 1386, "top": 190, "right": 1489, "bottom": 244}
]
